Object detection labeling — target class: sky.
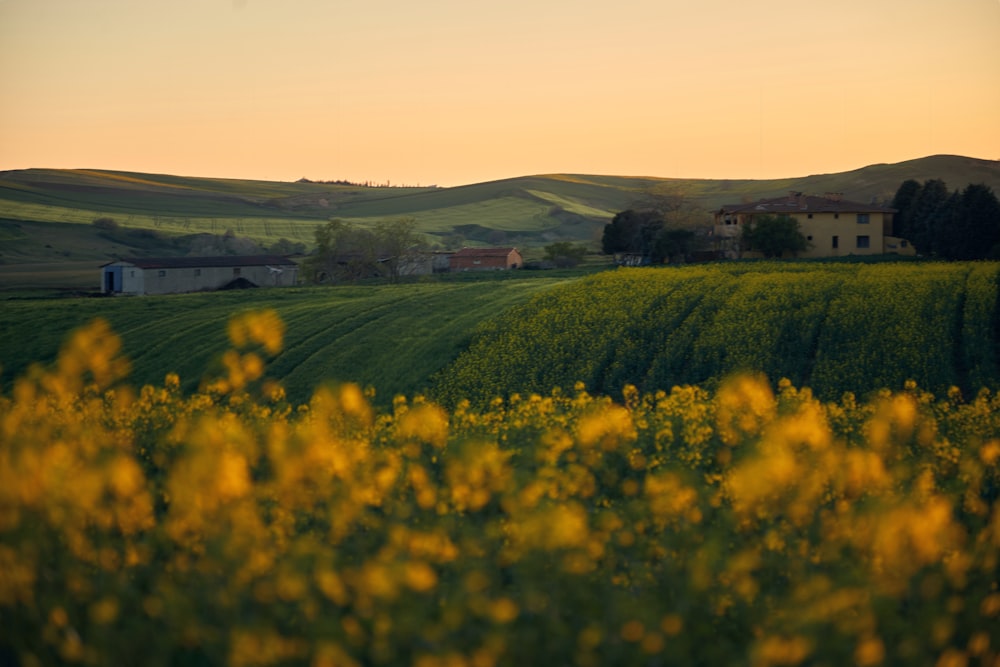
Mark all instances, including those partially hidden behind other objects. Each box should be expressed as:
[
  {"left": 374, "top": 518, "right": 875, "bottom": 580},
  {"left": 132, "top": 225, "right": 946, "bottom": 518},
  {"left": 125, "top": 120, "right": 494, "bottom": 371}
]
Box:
[{"left": 1, "top": 0, "right": 998, "bottom": 187}]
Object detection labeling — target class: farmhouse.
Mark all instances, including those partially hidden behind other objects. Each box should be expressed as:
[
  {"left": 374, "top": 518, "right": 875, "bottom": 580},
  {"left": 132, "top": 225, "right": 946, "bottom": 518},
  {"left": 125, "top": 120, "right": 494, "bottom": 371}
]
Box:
[
  {"left": 101, "top": 255, "right": 299, "bottom": 295},
  {"left": 449, "top": 247, "right": 523, "bottom": 271},
  {"left": 713, "top": 193, "right": 914, "bottom": 259}
]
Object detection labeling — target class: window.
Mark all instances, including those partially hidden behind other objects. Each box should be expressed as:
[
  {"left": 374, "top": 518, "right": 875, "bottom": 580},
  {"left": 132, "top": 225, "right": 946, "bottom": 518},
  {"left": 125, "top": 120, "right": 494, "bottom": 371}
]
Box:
[
  {"left": 233, "top": 268, "right": 241, "bottom": 276},
  {"left": 857, "top": 235, "right": 870, "bottom": 249},
  {"left": 130, "top": 271, "right": 135, "bottom": 277},
  {"left": 832, "top": 236, "right": 839, "bottom": 249},
  {"left": 194, "top": 269, "right": 201, "bottom": 276},
  {"left": 834, "top": 213, "right": 840, "bottom": 219},
  {"left": 807, "top": 235, "right": 813, "bottom": 241},
  {"left": 857, "top": 213, "right": 870, "bottom": 224},
  {"left": 158, "top": 270, "right": 166, "bottom": 277},
  {"left": 807, "top": 213, "right": 813, "bottom": 219}
]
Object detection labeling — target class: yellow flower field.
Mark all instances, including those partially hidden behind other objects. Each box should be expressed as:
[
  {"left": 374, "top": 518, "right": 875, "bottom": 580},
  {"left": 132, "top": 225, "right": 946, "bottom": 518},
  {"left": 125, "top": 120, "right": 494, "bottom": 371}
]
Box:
[{"left": 2, "top": 312, "right": 999, "bottom": 666}]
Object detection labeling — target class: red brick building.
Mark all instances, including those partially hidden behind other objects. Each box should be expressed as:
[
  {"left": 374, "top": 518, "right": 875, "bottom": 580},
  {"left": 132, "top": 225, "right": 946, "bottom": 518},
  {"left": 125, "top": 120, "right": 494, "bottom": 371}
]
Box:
[{"left": 448, "top": 247, "right": 523, "bottom": 271}]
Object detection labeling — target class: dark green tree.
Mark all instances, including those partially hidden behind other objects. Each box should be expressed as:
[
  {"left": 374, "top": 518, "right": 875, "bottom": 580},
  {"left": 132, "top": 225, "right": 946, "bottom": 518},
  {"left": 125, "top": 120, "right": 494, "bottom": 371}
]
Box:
[
  {"left": 940, "top": 184, "right": 1000, "bottom": 260},
  {"left": 544, "top": 242, "right": 588, "bottom": 268},
  {"left": 930, "top": 191, "right": 963, "bottom": 259},
  {"left": 908, "top": 179, "right": 949, "bottom": 254},
  {"left": 653, "top": 228, "right": 696, "bottom": 263},
  {"left": 601, "top": 209, "right": 664, "bottom": 261},
  {"left": 890, "top": 179, "right": 921, "bottom": 238},
  {"left": 895, "top": 179, "right": 1000, "bottom": 259},
  {"left": 741, "top": 214, "right": 809, "bottom": 258}
]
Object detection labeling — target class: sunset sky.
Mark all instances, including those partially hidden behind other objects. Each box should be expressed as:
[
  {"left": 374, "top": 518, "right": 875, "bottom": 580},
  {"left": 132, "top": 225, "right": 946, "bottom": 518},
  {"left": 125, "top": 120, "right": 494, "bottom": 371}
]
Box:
[{"left": 2, "top": 0, "right": 998, "bottom": 186}]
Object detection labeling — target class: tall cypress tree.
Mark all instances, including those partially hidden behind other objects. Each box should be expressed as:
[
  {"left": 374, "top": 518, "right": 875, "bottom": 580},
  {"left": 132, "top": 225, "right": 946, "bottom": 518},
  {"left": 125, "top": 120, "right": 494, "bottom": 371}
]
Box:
[
  {"left": 890, "top": 179, "right": 922, "bottom": 239},
  {"left": 957, "top": 184, "right": 1000, "bottom": 260},
  {"left": 909, "top": 179, "right": 949, "bottom": 255}
]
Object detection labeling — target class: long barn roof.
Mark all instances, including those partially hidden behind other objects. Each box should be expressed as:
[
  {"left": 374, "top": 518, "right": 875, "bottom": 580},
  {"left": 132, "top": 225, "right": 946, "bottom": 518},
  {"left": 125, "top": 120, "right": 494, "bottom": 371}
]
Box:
[{"left": 103, "top": 255, "right": 297, "bottom": 269}]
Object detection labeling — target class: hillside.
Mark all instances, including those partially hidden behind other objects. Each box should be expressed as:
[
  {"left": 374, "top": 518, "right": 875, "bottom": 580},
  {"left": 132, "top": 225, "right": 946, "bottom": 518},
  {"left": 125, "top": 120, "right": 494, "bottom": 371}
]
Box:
[
  {"left": 434, "top": 261, "right": 1000, "bottom": 404},
  {"left": 1, "top": 155, "right": 998, "bottom": 290},
  {"left": 0, "top": 277, "right": 569, "bottom": 406},
  {"left": 3, "top": 261, "right": 997, "bottom": 409}
]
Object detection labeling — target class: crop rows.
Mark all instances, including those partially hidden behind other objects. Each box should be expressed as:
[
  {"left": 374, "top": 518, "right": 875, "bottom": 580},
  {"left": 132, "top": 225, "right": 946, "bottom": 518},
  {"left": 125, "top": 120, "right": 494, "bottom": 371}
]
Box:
[
  {"left": 0, "top": 281, "right": 560, "bottom": 407},
  {"left": 435, "top": 262, "right": 1000, "bottom": 405},
  {"left": 2, "top": 313, "right": 999, "bottom": 665}
]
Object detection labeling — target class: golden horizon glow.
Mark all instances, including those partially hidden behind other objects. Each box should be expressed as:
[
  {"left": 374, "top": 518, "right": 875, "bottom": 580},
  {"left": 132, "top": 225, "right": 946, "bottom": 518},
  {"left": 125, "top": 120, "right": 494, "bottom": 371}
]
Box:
[{"left": 1, "top": 0, "right": 998, "bottom": 187}]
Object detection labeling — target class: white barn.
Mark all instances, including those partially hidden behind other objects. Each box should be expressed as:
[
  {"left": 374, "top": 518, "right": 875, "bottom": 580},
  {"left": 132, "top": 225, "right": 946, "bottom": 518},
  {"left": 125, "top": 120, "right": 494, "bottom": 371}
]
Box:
[{"left": 101, "top": 255, "right": 299, "bottom": 295}]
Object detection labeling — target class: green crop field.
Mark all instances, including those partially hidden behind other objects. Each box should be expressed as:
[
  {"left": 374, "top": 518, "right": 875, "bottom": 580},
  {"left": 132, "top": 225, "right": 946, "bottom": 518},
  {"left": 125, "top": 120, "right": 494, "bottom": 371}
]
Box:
[
  {"left": 5, "top": 260, "right": 999, "bottom": 410},
  {"left": 435, "top": 261, "right": 1000, "bottom": 405},
  {"left": 4, "top": 262, "right": 1000, "bottom": 666},
  {"left": 0, "top": 276, "right": 571, "bottom": 406}
]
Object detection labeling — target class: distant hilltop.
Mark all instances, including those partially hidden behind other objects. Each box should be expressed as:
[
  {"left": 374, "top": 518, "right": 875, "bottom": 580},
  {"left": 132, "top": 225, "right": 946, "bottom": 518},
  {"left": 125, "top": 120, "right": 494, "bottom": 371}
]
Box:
[{"left": 0, "top": 155, "right": 997, "bottom": 266}]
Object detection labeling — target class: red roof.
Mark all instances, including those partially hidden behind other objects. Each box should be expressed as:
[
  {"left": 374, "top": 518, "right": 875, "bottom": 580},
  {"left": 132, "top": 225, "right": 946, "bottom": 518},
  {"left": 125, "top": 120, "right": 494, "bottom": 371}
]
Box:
[
  {"left": 450, "top": 247, "right": 520, "bottom": 258},
  {"left": 102, "top": 255, "right": 297, "bottom": 269}
]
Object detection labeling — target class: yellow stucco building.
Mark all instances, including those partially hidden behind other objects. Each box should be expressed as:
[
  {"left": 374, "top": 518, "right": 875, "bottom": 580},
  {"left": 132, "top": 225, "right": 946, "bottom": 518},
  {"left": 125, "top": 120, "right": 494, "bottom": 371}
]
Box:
[{"left": 713, "top": 192, "right": 914, "bottom": 259}]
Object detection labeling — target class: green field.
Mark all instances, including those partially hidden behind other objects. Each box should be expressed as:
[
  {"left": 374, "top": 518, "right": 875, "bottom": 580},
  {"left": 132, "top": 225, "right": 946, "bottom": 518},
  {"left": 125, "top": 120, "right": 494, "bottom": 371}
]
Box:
[
  {"left": 0, "top": 276, "right": 571, "bottom": 406},
  {"left": 5, "top": 257, "right": 1000, "bottom": 666},
  {"left": 4, "top": 267, "right": 1000, "bottom": 665},
  {"left": 4, "top": 261, "right": 999, "bottom": 409},
  {"left": 435, "top": 261, "right": 1000, "bottom": 404}
]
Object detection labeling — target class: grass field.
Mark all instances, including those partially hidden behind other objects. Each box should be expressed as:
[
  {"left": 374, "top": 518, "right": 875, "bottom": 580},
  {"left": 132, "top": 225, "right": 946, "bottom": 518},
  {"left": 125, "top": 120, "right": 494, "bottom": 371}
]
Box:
[
  {"left": 0, "top": 276, "right": 571, "bottom": 406},
  {"left": 4, "top": 286, "right": 1000, "bottom": 666},
  {"left": 4, "top": 259, "right": 998, "bottom": 410}
]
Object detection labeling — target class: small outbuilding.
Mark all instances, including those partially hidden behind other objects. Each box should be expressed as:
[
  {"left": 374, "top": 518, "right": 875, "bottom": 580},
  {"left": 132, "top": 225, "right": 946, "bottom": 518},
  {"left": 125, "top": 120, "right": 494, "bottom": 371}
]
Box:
[
  {"left": 101, "top": 255, "right": 299, "bottom": 295},
  {"left": 448, "top": 247, "right": 523, "bottom": 272}
]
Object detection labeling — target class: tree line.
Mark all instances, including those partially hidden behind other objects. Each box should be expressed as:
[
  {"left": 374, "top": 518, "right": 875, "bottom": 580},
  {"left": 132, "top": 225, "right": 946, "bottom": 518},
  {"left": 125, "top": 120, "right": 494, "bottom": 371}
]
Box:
[
  {"left": 600, "top": 189, "right": 705, "bottom": 263},
  {"left": 306, "top": 217, "right": 428, "bottom": 284},
  {"left": 602, "top": 180, "right": 1000, "bottom": 262},
  {"left": 891, "top": 180, "right": 1000, "bottom": 260}
]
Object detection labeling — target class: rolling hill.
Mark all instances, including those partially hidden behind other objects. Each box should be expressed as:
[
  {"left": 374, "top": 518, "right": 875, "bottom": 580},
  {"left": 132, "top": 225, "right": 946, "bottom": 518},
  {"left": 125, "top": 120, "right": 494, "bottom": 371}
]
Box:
[
  {"left": 0, "top": 277, "right": 570, "bottom": 406},
  {"left": 1, "top": 154, "right": 998, "bottom": 290},
  {"left": 3, "top": 261, "right": 997, "bottom": 409}
]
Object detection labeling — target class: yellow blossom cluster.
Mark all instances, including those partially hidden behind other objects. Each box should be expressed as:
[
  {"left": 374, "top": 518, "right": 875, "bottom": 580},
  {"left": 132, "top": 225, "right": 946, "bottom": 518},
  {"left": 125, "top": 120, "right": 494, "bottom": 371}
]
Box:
[{"left": 2, "top": 315, "right": 1000, "bottom": 666}]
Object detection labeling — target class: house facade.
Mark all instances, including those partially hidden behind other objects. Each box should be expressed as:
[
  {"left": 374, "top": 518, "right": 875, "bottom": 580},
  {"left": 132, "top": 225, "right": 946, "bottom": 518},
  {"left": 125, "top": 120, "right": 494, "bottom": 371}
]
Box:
[
  {"left": 101, "top": 255, "right": 299, "bottom": 295},
  {"left": 449, "top": 247, "right": 523, "bottom": 271},
  {"left": 713, "top": 193, "right": 914, "bottom": 259}
]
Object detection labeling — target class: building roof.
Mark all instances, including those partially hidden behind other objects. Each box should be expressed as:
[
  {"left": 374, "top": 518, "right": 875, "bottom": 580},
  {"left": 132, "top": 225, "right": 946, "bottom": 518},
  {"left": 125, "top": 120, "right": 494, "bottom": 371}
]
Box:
[
  {"left": 718, "top": 193, "right": 894, "bottom": 215},
  {"left": 103, "top": 255, "right": 298, "bottom": 269},
  {"left": 450, "top": 247, "right": 520, "bottom": 258}
]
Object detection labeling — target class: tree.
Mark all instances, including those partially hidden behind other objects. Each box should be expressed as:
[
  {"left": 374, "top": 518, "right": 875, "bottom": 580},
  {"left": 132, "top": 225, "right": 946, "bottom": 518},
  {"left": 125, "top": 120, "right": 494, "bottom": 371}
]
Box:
[
  {"left": 936, "top": 184, "right": 1000, "bottom": 260},
  {"left": 635, "top": 185, "right": 706, "bottom": 231},
  {"left": 741, "top": 214, "right": 808, "bottom": 258},
  {"left": 544, "top": 242, "right": 588, "bottom": 268},
  {"left": 267, "top": 238, "right": 307, "bottom": 256},
  {"left": 908, "top": 179, "right": 950, "bottom": 254},
  {"left": 930, "top": 191, "right": 963, "bottom": 259},
  {"left": 601, "top": 209, "right": 664, "bottom": 260},
  {"left": 308, "top": 219, "right": 377, "bottom": 283},
  {"left": 309, "top": 217, "right": 428, "bottom": 284},
  {"left": 891, "top": 179, "right": 1000, "bottom": 259},
  {"left": 373, "top": 217, "right": 427, "bottom": 283},
  {"left": 890, "top": 179, "right": 921, "bottom": 238},
  {"left": 653, "top": 228, "right": 696, "bottom": 264}
]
